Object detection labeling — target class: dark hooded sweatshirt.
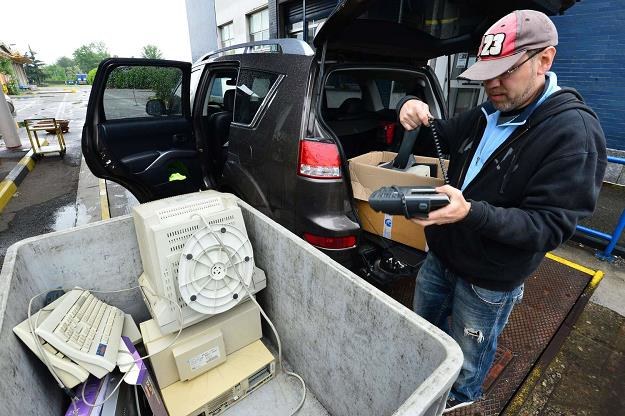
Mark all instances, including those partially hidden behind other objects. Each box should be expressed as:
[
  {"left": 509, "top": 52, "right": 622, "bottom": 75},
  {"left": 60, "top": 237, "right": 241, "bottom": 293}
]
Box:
[{"left": 397, "top": 88, "right": 607, "bottom": 291}]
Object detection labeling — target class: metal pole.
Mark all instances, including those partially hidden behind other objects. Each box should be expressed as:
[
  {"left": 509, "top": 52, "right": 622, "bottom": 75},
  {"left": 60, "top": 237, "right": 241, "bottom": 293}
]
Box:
[
  {"left": 597, "top": 208, "right": 625, "bottom": 261},
  {"left": 302, "top": 0, "right": 307, "bottom": 43},
  {"left": 0, "top": 92, "right": 22, "bottom": 149}
]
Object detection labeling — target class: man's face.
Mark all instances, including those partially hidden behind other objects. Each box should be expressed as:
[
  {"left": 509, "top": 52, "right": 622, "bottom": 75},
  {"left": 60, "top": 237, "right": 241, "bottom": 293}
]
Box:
[{"left": 483, "top": 52, "right": 541, "bottom": 112}]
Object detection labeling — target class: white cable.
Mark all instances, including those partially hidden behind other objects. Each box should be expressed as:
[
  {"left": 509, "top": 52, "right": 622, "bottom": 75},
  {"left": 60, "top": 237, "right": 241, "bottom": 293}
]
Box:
[
  {"left": 193, "top": 214, "right": 307, "bottom": 415},
  {"left": 27, "top": 284, "right": 185, "bottom": 409},
  {"left": 27, "top": 290, "right": 68, "bottom": 392}
]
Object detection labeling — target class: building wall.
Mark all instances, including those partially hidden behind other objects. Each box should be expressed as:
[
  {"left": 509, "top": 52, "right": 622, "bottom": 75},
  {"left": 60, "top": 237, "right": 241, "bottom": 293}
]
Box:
[
  {"left": 551, "top": 1, "right": 625, "bottom": 150},
  {"left": 185, "top": 0, "right": 219, "bottom": 62},
  {"left": 215, "top": 0, "right": 269, "bottom": 46},
  {"left": 11, "top": 62, "right": 28, "bottom": 87}
]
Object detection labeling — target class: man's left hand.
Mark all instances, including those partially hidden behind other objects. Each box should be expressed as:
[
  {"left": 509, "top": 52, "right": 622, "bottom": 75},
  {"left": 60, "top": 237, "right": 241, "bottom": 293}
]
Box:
[{"left": 411, "top": 185, "right": 471, "bottom": 227}]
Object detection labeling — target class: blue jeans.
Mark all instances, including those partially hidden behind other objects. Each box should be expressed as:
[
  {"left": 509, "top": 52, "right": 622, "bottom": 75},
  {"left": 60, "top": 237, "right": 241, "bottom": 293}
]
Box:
[{"left": 413, "top": 252, "right": 524, "bottom": 402}]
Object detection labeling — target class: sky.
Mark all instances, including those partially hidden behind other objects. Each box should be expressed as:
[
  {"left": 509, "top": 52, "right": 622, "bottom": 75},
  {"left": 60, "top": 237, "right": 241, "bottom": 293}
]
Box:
[{"left": 1, "top": 0, "right": 193, "bottom": 65}]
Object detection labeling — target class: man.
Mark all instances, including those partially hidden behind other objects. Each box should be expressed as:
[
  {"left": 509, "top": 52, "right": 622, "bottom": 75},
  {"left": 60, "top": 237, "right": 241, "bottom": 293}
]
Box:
[{"left": 397, "top": 10, "right": 606, "bottom": 413}]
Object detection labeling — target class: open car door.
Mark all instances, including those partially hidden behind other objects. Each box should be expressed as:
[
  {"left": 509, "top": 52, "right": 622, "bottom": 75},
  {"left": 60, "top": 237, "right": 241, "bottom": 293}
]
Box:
[{"left": 82, "top": 58, "right": 204, "bottom": 202}]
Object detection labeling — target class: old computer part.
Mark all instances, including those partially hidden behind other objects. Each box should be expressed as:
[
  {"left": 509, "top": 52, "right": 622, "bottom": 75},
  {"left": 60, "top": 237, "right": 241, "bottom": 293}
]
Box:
[
  {"left": 132, "top": 191, "right": 266, "bottom": 334},
  {"left": 160, "top": 339, "right": 276, "bottom": 416},
  {"left": 13, "top": 294, "right": 90, "bottom": 389},
  {"left": 139, "top": 297, "right": 262, "bottom": 389},
  {"left": 369, "top": 186, "right": 450, "bottom": 218},
  {"left": 122, "top": 313, "right": 143, "bottom": 345},
  {"left": 33, "top": 289, "right": 125, "bottom": 379},
  {"left": 136, "top": 190, "right": 306, "bottom": 415},
  {"left": 100, "top": 372, "right": 138, "bottom": 416}
]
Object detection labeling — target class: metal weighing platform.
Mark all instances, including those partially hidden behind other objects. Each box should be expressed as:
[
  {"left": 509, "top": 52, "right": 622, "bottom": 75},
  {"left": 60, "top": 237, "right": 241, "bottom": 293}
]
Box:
[
  {"left": 24, "top": 118, "right": 67, "bottom": 158},
  {"left": 382, "top": 252, "right": 603, "bottom": 416}
]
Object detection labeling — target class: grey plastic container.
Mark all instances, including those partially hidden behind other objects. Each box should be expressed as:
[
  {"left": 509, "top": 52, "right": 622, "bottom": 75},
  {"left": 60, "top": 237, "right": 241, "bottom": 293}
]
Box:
[{"left": 0, "top": 199, "right": 462, "bottom": 416}]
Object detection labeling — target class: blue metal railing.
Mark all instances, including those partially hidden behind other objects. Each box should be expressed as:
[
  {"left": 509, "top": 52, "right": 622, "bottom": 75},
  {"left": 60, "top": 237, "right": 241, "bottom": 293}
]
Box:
[{"left": 576, "top": 156, "right": 625, "bottom": 261}]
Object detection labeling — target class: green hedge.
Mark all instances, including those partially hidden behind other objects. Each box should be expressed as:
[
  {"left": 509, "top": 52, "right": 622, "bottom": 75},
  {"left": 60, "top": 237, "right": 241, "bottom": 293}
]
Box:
[
  {"left": 107, "top": 66, "right": 180, "bottom": 101},
  {"left": 0, "top": 58, "right": 20, "bottom": 95},
  {"left": 87, "top": 68, "right": 97, "bottom": 85}
]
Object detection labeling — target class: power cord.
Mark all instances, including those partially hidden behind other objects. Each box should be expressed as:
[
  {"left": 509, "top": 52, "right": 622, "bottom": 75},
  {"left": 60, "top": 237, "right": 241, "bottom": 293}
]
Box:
[
  {"left": 193, "top": 213, "right": 307, "bottom": 415},
  {"left": 428, "top": 116, "right": 449, "bottom": 185},
  {"left": 27, "top": 284, "right": 184, "bottom": 412}
]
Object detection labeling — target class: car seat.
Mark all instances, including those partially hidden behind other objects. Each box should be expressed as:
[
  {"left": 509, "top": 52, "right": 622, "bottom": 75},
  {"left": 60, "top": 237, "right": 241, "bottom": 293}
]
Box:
[
  {"left": 206, "top": 89, "right": 235, "bottom": 170},
  {"left": 328, "top": 97, "right": 379, "bottom": 159}
]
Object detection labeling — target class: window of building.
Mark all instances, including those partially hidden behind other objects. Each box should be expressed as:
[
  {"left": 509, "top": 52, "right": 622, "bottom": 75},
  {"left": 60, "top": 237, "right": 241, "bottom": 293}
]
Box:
[
  {"left": 248, "top": 8, "right": 269, "bottom": 42},
  {"left": 220, "top": 22, "right": 234, "bottom": 48},
  {"left": 287, "top": 18, "right": 326, "bottom": 43},
  {"left": 233, "top": 69, "right": 280, "bottom": 125}
]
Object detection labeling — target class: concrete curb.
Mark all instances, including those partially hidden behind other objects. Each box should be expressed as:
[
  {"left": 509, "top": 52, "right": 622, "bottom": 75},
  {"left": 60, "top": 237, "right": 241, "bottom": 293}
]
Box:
[
  {"left": 0, "top": 149, "right": 37, "bottom": 213},
  {"left": 99, "top": 179, "right": 110, "bottom": 220}
]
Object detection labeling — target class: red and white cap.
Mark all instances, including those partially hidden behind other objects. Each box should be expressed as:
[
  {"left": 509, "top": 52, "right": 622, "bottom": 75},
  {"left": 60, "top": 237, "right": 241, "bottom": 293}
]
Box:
[{"left": 459, "top": 10, "right": 558, "bottom": 81}]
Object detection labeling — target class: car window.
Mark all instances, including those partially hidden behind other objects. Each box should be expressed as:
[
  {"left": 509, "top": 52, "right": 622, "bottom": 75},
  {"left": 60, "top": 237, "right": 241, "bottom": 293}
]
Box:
[
  {"left": 360, "top": 0, "right": 484, "bottom": 40},
  {"left": 325, "top": 70, "right": 427, "bottom": 115},
  {"left": 208, "top": 76, "right": 236, "bottom": 109},
  {"left": 199, "top": 71, "right": 237, "bottom": 116},
  {"left": 233, "top": 70, "right": 280, "bottom": 125},
  {"left": 324, "top": 74, "right": 362, "bottom": 109},
  {"left": 103, "top": 65, "right": 183, "bottom": 120},
  {"left": 375, "top": 79, "right": 411, "bottom": 110}
]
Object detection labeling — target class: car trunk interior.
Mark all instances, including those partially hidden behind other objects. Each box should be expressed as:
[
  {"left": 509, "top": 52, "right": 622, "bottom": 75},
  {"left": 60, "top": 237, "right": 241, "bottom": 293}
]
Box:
[
  {"left": 318, "top": 66, "right": 445, "bottom": 282},
  {"left": 319, "top": 66, "right": 444, "bottom": 161}
]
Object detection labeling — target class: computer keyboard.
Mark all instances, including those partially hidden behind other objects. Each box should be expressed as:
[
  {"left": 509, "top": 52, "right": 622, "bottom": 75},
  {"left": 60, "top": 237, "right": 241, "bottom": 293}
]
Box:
[
  {"left": 13, "top": 295, "right": 90, "bottom": 389},
  {"left": 35, "top": 289, "right": 125, "bottom": 379}
]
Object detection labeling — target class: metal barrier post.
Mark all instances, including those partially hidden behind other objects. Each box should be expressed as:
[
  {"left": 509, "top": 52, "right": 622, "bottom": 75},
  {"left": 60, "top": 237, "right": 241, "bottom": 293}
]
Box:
[
  {"left": 575, "top": 156, "right": 625, "bottom": 261},
  {"left": 595, "top": 209, "right": 625, "bottom": 261}
]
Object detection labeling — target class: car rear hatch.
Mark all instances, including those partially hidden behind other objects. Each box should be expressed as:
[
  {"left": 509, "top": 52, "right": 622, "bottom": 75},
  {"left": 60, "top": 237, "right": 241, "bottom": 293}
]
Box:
[{"left": 314, "top": 0, "right": 574, "bottom": 64}]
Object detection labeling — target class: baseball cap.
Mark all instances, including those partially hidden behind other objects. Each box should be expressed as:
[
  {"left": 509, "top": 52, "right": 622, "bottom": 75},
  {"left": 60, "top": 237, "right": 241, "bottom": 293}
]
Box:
[{"left": 458, "top": 10, "right": 558, "bottom": 81}]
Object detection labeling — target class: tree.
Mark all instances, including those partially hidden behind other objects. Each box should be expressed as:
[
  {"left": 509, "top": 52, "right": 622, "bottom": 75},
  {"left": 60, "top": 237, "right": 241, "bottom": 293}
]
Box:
[
  {"left": 141, "top": 45, "right": 163, "bottom": 59},
  {"left": 42, "top": 64, "right": 66, "bottom": 83},
  {"left": 73, "top": 42, "right": 110, "bottom": 73},
  {"left": 56, "top": 56, "right": 75, "bottom": 69},
  {"left": 25, "top": 46, "right": 45, "bottom": 85},
  {"left": 65, "top": 65, "right": 82, "bottom": 81}
]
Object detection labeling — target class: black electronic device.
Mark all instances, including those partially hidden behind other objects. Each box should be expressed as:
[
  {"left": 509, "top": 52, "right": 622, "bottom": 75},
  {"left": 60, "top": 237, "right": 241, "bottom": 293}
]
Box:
[
  {"left": 392, "top": 127, "right": 420, "bottom": 170},
  {"left": 383, "top": 119, "right": 450, "bottom": 184},
  {"left": 368, "top": 186, "right": 450, "bottom": 218}
]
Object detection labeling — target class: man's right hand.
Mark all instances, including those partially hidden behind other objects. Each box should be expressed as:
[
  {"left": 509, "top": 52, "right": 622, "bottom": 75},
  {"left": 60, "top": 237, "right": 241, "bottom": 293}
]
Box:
[{"left": 399, "top": 99, "right": 433, "bottom": 130}]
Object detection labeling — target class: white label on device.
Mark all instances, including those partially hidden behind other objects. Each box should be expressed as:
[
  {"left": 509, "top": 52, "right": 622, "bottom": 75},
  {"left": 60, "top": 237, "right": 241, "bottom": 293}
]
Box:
[
  {"left": 383, "top": 214, "right": 393, "bottom": 238},
  {"left": 188, "top": 347, "right": 221, "bottom": 371}
]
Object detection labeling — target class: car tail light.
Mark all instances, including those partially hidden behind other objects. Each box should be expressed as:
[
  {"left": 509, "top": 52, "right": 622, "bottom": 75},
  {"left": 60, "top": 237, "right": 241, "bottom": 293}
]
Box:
[
  {"left": 303, "top": 233, "right": 357, "bottom": 249},
  {"left": 298, "top": 139, "right": 341, "bottom": 179},
  {"left": 380, "top": 121, "right": 396, "bottom": 145}
]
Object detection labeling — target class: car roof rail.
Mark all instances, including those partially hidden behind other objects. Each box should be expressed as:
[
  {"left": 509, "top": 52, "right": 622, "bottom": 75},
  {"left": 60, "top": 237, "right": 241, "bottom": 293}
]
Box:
[{"left": 196, "top": 39, "right": 314, "bottom": 63}]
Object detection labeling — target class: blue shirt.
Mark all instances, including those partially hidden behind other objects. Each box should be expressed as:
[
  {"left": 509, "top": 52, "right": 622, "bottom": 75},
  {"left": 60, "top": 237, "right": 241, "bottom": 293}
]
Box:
[{"left": 461, "top": 72, "right": 561, "bottom": 191}]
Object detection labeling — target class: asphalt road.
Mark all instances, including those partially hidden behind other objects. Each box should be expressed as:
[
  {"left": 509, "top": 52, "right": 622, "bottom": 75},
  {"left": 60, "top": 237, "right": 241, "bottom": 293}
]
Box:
[{"left": 0, "top": 86, "right": 91, "bottom": 265}]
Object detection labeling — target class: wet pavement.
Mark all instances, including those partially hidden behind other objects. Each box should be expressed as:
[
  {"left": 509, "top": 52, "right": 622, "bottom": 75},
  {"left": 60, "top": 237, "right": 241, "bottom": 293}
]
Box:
[{"left": 0, "top": 86, "right": 89, "bottom": 264}]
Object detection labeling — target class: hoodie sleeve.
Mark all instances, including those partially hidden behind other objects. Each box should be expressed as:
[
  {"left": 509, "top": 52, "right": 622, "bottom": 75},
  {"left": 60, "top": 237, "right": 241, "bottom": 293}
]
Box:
[{"left": 461, "top": 110, "right": 607, "bottom": 251}]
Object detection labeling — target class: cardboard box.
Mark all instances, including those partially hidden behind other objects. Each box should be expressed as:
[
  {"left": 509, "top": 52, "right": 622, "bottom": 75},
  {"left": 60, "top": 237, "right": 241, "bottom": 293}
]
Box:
[{"left": 349, "top": 151, "right": 448, "bottom": 251}]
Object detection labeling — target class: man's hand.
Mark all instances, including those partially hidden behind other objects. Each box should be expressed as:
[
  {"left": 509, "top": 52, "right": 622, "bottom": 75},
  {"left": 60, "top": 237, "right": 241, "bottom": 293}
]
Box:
[
  {"left": 399, "top": 99, "right": 433, "bottom": 130},
  {"left": 411, "top": 185, "right": 471, "bottom": 227}
]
